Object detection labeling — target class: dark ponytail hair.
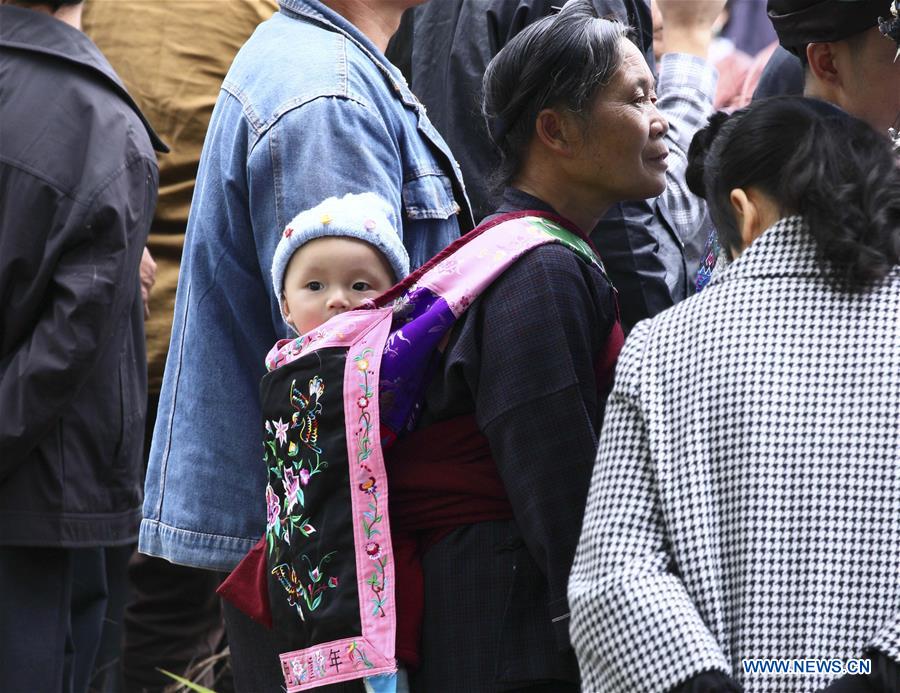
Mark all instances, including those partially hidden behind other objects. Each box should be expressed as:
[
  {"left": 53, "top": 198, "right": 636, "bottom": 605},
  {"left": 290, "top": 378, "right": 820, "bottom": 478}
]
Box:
[
  {"left": 687, "top": 96, "right": 900, "bottom": 291},
  {"left": 481, "top": 0, "right": 629, "bottom": 190}
]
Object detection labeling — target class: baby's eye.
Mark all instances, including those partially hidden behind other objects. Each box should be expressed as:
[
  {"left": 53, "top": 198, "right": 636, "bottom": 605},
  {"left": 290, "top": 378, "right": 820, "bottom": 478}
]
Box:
[
  {"left": 352, "top": 281, "right": 372, "bottom": 292},
  {"left": 306, "top": 281, "right": 324, "bottom": 291}
]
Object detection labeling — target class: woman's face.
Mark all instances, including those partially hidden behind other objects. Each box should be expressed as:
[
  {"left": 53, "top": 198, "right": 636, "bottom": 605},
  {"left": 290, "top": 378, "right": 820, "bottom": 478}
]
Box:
[{"left": 568, "top": 38, "right": 669, "bottom": 204}]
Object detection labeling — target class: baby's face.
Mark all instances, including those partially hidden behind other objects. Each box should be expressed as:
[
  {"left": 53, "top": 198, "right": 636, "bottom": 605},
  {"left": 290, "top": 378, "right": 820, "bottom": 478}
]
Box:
[{"left": 281, "top": 236, "right": 396, "bottom": 335}]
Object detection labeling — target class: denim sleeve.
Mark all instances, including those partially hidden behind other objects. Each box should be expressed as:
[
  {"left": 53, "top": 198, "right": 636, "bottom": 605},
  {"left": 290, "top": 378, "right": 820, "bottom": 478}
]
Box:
[{"left": 247, "top": 95, "right": 405, "bottom": 314}]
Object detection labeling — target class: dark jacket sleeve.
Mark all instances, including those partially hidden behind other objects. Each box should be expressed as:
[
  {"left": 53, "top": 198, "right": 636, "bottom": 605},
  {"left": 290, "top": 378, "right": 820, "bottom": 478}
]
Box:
[
  {"left": 591, "top": 200, "right": 677, "bottom": 332},
  {"left": 821, "top": 650, "right": 900, "bottom": 693},
  {"left": 667, "top": 671, "right": 743, "bottom": 693},
  {"left": 0, "top": 156, "right": 157, "bottom": 478},
  {"left": 463, "top": 244, "right": 618, "bottom": 649}
]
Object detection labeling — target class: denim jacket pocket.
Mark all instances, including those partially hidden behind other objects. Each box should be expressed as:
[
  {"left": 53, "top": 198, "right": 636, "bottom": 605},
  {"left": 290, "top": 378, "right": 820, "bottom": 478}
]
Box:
[{"left": 401, "top": 172, "right": 460, "bottom": 221}]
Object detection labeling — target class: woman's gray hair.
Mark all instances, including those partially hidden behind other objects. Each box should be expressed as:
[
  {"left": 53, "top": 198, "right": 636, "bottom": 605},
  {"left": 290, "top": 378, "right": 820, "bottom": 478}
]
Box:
[{"left": 482, "top": 0, "right": 631, "bottom": 189}]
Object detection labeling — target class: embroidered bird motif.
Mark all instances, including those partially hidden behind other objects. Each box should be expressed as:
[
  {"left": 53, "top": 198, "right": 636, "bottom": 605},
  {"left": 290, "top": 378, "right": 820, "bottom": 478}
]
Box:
[
  {"left": 289, "top": 376, "right": 324, "bottom": 453},
  {"left": 271, "top": 562, "right": 306, "bottom": 621}
]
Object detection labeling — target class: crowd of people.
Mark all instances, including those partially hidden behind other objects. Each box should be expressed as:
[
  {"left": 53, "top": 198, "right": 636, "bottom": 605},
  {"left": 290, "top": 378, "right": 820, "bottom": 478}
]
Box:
[{"left": 1, "top": 1, "right": 898, "bottom": 692}]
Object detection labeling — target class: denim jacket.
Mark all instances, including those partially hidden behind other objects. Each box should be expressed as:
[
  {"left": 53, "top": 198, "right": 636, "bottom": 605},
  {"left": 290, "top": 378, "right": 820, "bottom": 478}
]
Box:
[{"left": 140, "top": 0, "right": 471, "bottom": 570}]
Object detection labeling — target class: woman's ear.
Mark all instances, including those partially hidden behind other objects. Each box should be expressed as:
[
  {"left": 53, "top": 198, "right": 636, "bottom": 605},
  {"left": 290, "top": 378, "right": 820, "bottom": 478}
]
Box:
[
  {"left": 729, "top": 187, "right": 757, "bottom": 254},
  {"left": 534, "top": 108, "right": 577, "bottom": 156},
  {"left": 729, "top": 186, "right": 782, "bottom": 257}
]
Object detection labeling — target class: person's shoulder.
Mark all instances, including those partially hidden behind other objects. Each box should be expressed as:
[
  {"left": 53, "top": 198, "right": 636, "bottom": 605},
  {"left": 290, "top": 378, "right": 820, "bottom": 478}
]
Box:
[
  {"left": 1, "top": 51, "right": 155, "bottom": 201},
  {"left": 224, "top": 12, "right": 388, "bottom": 126},
  {"left": 490, "top": 241, "right": 615, "bottom": 306}
]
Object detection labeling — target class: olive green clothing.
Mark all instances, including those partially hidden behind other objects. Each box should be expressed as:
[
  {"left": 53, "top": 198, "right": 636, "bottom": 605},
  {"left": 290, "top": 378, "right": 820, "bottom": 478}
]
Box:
[{"left": 84, "top": 0, "right": 278, "bottom": 392}]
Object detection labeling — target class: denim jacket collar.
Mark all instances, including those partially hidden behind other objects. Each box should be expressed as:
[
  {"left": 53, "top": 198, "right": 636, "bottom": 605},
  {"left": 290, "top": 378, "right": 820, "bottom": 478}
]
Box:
[{"left": 278, "top": 0, "right": 421, "bottom": 112}]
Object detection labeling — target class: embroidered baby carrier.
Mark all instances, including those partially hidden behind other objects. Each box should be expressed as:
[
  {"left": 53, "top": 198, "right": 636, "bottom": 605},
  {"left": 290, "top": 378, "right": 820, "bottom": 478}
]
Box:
[{"left": 226, "top": 212, "right": 608, "bottom": 692}]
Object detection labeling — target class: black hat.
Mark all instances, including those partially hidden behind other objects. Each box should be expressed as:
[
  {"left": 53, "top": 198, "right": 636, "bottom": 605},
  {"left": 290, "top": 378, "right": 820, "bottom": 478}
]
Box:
[{"left": 768, "top": 0, "right": 891, "bottom": 55}]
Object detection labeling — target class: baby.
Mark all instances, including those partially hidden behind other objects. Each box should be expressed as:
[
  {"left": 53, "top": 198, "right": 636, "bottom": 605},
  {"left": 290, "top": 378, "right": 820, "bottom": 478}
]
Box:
[
  {"left": 270, "top": 191, "right": 409, "bottom": 336},
  {"left": 262, "top": 192, "right": 411, "bottom": 692}
]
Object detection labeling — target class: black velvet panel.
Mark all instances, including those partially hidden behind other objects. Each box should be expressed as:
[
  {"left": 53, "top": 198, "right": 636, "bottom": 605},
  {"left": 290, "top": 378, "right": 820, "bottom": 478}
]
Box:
[{"left": 260, "top": 347, "right": 361, "bottom": 647}]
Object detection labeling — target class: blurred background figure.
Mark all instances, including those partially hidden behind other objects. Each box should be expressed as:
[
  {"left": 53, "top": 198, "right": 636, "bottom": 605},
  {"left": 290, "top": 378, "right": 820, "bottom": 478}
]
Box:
[
  {"left": 651, "top": 0, "right": 772, "bottom": 110},
  {"left": 0, "top": 1, "right": 163, "bottom": 691},
  {"left": 82, "top": 2, "right": 278, "bottom": 690},
  {"left": 720, "top": 0, "right": 777, "bottom": 54},
  {"left": 767, "top": 0, "right": 900, "bottom": 135}
]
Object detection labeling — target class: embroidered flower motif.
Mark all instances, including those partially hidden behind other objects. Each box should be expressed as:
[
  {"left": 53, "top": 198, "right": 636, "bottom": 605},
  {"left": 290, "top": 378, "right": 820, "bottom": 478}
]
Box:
[
  {"left": 364, "top": 218, "right": 376, "bottom": 230},
  {"left": 273, "top": 418, "right": 289, "bottom": 446},
  {"left": 283, "top": 467, "right": 300, "bottom": 513},
  {"left": 357, "top": 358, "right": 369, "bottom": 372},
  {"left": 365, "top": 542, "right": 382, "bottom": 560},
  {"left": 309, "top": 375, "right": 324, "bottom": 399},
  {"left": 436, "top": 258, "right": 460, "bottom": 275},
  {"left": 328, "top": 576, "right": 339, "bottom": 588},
  {"left": 357, "top": 396, "right": 369, "bottom": 409},
  {"left": 313, "top": 650, "right": 327, "bottom": 678},
  {"left": 320, "top": 213, "right": 332, "bottom": 225},
  {"left": 299, "top": 468, "right": 311, "bottom": 486},
  {"left": 359, "top": 477, "right": 377, "bottom": 494},
  {"left": 265, "top": 420, "right": 272, "bottom": 434},
  {"left": 300, "top": 522, "right": 316, "bottom": 536},
  {"left": 291, "top": 657, "right": 306, "bottom": 683},
  {"left": 266, "top": 485, "right": 279, "bottom": 531},
  {"left": 284, "top": 227, "right": 293, "bottom": 238},
  {"left": 310, "top": 567, "right": 322, "bottom": 583},
  {"left": 287, "top": 440, "right": 298, "bottom": 457}
]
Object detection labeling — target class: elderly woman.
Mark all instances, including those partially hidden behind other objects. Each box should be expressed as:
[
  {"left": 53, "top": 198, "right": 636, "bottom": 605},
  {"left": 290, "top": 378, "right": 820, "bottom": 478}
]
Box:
[
  {"left": 389, "top": 2, "right": 671, "bottom": 691},
  {"left": 569, "top": 96, "right": 900, "bottom": 693}
]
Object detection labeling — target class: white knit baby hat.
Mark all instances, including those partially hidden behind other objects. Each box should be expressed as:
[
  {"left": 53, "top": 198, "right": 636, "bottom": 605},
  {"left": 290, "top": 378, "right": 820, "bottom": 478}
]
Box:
[{"left": 270, "top": 192, "right": 410, "bottom": 304}]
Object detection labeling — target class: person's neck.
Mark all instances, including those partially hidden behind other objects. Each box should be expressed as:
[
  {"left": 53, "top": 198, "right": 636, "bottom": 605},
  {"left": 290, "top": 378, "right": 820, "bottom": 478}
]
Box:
[
  {"left": 324, "top": 0, "right": 405, "bottom": 53},
  {"left": 513, "top": 167, "right": 611, "bottom": 236},
  {"left": 5, "top": 1, "right": 83, "bottom": 30}
]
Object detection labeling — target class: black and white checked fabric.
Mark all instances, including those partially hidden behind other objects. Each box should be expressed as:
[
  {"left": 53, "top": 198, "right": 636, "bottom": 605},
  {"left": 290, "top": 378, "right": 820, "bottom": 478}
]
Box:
[{"left": 569, "top": 216, "right": 900, "bottom": 693}]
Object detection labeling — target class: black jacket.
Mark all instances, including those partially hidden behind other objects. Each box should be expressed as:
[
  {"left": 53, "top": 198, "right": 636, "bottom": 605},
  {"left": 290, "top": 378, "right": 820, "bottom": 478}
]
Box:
[{"left": 0, "top": 6, "right": 165, "bottom": 546}]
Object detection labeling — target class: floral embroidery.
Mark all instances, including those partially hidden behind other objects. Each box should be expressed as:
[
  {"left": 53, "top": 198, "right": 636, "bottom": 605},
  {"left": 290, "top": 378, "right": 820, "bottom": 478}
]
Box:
[
  {"left": 266, "top": 485, "right": 280, "bottom": 532},
  {"left": 365, "top": 542, "right": 382, "bottom": 560},
  {"left": 435, "top": 257, "right": 461, "bottom": 275},
  {"left": 353, "top": 348, "right": 389, "bottom": 617},
  {"left": 266, "top": 335, "right": 306, "bottom": 372},
  {"left": 291, "top": 657, "right": 307, "bottom": 683},
  {"left": 449, "top": 293, "right": 472, "bottom": 313},
  {"left": 347, "top": 641, "right": 375, "bottom": 670},
  {"left": 274, "top": 418, "right": 289, "bottom": 446},
  {"left": 313, "top": 650, "right": 327, "bottom": 679},
  {"left": 271, "top": 552, "right": 338, "bottom": 622},
  {"left": 264, "top": 374, "right": 337, "bottom": 619}
]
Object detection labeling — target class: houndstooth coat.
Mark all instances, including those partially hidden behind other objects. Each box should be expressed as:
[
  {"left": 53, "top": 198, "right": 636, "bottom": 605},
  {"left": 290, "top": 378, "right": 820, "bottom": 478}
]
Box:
[{"left": 568, "top": 216, "right": 900, "bottom": 693}]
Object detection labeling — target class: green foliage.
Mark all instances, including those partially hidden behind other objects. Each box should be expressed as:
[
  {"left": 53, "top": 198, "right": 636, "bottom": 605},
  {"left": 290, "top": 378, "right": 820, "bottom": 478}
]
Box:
[{"left": 157, "top": 669, "right": 218, "bottom": 693}]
